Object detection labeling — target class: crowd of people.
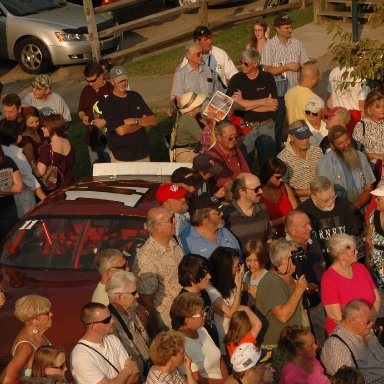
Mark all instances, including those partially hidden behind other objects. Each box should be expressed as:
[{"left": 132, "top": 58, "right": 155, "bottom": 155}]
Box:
[{"left": 1, "top": 9, "right": 384, "bottom": 384}]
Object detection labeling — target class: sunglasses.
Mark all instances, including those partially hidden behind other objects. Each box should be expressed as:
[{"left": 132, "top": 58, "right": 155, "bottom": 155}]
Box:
[
  {"left": 51, "top": 362, "right": 66, "bottom": 371},
  {"left": 107, "top": 261, "right": 128, "bottom": 272},
  {"left": 86, "top": 315, "right": 112, "bottom": 326},
  {"left": 274, "top": 175, "right": 283, "bottom": 180},
  {"left": 305, "top": 110, "right": 318, "bottom": 116},
  {"left": 120, "top": 290, "right": 137, "bottom": 296},
  {"left": 87, "top": 74, "right": 101, "bottom": 84},
  {"left": 246, "top": 186, "right": 262, "bottom": 193},
  {"left": 240, "top": 61, "right": 251, "bottom": 67},
  {"left": 222, "top": 135, "right": 238, "bottom": 141}
]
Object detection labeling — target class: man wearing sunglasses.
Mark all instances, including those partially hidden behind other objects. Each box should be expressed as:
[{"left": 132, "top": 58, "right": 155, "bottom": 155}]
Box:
[
  {"left": 22, "top": 74, "right": 71, "bottom": 123},
  {"left": 227, "top": 48, "right": 278, "bottom": 167},
  {"left": 224, "top": 172, "right": 273, "bottom": 249},
  {"left": 71, "top": 302, "right": 140, "bottom": 384},
  {"left": 304, "top": 96, "right": 327, "bottom": 147},
  {"left": 78, "top": 61, "right": 113, "bottom": 164}
]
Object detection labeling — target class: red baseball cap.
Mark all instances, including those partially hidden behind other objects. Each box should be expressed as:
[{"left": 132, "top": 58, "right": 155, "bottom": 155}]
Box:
[{"left": 156, "top": 183, "right": 187, "bottom": 203}]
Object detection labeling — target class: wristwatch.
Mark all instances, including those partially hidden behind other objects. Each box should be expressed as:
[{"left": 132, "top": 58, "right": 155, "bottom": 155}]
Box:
[{"left": 135, "top": 118, "right": 140, "bottom": 125}]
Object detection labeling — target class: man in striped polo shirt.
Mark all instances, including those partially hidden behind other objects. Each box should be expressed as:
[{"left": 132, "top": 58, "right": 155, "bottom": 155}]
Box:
[
  {"left": 278, "top": 120, "right": 323, "bottom": 202},
  {"left": 261, "top": 14, "right": 310, "bottom": 152}
]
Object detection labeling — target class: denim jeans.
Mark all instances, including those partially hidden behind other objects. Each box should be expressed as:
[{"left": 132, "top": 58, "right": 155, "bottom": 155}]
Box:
[{"left": 243, "top": 119, "right": 276, "bottom": 167}]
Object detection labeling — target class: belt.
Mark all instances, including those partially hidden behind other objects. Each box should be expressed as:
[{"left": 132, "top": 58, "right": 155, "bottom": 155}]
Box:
[{"left": 248, "top": 118, "right": 273, "bottom": 128}]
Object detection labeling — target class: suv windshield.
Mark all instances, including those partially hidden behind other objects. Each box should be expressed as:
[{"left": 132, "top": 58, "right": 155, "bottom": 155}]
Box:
[
  {"left": 0, "top": 216, "right": 148, "bottom": 270},
  {"left": 1, "top": 0, "right": 67, "bottom": 16}
]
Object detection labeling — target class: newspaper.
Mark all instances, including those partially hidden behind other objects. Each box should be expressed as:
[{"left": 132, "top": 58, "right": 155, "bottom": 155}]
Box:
[
  {"left": 0, "top": 168, "right": 13, "bottom": 191},
  {"left": 203, "top": 91, "right": 234, "bottom": 122}
]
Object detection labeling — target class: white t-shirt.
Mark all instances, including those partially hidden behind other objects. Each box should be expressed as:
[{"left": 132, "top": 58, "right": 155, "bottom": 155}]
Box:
[
  {"left": 206, "top": 284, "right": 235, "bottom": 354},
  {"left": 183, "top": 327, "right": 222, "bottom": 379},
  {"left": 307, "top": 120, "right": 328, "bottom": 147},
  {"left": 71, "top": 335, "right": 129, "bottom": 384},
  {"left": 327, "top": 66, "right": 369, "bottom": 111}
]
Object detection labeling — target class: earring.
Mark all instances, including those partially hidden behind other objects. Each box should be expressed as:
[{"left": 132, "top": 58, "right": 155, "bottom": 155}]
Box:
[{"left": 32, "top": 323, "right": 39, "bottom": 334}]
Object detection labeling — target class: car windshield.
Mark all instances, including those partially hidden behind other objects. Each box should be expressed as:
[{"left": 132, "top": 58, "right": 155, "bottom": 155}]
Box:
[
  {"left": 0, "top": 216, "right": 148, "bottom": 270},
  {"left": 0, "top": 0, "right": 67, "bottom": 16}
]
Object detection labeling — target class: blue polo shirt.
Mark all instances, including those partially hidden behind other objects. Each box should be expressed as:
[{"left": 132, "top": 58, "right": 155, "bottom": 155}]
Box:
[{"left": 179, "top": 226, "right": 240, "bottom": 259}]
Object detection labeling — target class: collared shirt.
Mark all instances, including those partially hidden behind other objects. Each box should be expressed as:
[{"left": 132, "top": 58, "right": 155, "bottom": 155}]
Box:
[
  {"left": 321, "top": 323, "right": 384, "bottom": 383},
  {"left": 179, "top": 226, "right": 240, "bottom": 259},
  {"left": 171, "top": 63, "right": 214, "bottom": 98},
  {"left": 278, "top": 141, "right": 323, "bottom": 201},
  {"left": 208, "top": 144, "right": 250, "bottom": 188},
  {"left": 261, "top": 35, "right": 309, "bottom": 90},
  {"left": 317, "top": 149, "right": 376, "bottom": 204},
  {"left": 133, "top": 236, "right": 183, "bottom": 314},
  {"left": 307, "top": 119, "right": 328, "bottom": 147}
]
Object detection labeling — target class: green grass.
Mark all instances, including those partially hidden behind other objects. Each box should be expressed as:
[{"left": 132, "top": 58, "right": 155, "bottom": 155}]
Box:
[
  {"left": 125, "top": 5, "right": 314, "bottom": 77},
  {"left": 71, "top": 5, "right": 314, "bottom": 179}
]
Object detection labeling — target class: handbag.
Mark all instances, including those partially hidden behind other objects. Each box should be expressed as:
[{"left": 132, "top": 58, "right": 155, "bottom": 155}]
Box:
[{"left": 41, "top": 145, "right": 59, "bottom": 191}]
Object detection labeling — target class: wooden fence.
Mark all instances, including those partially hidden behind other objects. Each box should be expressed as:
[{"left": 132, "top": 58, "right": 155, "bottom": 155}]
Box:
[{"left": 83, "top": 0, "right": 304, "bottom": 62}]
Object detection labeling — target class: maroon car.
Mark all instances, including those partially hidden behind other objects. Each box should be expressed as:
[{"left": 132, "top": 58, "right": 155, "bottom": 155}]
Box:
[{"left": 0, "top": 177, "right": 161, "bottom": 368}]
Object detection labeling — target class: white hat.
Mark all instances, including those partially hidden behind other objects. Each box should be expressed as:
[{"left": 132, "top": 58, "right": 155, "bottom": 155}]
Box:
[
  {"left": 305, "top": 96, "right": 325, "bottom": 113},
  {"left": 231, "top": 343, "right": 261, "bottom": 373},
  {"left": 179, "top": 92, "right": 205, "bottom": 114},
  {"left": 371, "top": 182, "right": 384, "bottom": 197}
]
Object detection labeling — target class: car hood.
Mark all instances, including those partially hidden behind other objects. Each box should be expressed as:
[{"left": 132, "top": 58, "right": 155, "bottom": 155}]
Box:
[{"left": 15, "top": 3, "right": 112, "bottom": 32}]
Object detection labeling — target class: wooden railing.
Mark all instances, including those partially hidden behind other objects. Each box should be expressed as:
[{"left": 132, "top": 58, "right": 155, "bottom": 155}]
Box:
[{"left": 83, "top": 0, "right": 303, "bottom": 62}]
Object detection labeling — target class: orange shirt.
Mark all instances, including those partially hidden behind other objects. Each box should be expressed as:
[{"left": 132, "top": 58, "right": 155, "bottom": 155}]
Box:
[{"left": 226, "top": 331, "right": 256, "bottom": 358}]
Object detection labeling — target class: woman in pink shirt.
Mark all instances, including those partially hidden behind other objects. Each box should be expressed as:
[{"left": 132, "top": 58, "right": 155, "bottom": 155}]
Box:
[
  {"left": 279, "top": 326, "right": 330, "bottom": 384},
  {"left": 321, "top": 233, "right": 380, "bottom": 335}
]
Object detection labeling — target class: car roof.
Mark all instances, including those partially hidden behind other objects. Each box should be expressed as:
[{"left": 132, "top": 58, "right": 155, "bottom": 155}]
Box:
[{"left": 27, "top": 177, "right": 162, "bottom": 217}]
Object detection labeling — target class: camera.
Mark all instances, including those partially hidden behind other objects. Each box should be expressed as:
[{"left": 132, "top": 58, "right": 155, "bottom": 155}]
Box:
[{"left": 290, "top": 247, "right": 307, "bottom": 278}]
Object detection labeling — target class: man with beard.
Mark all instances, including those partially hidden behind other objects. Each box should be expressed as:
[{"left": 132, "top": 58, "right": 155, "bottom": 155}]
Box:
[
  {"left": 100, "top": 66, "right": 156, "bottom": 162},
  {"left": 224, "top": 172, "right": 273, "bottom": 248},
  {"left": 179, "top": 192, "right": 240, "bottom": 259},
  {"left": 299, "top": 176, "right": 358, "bottom": 265},
  {"left": 317, "top": 125, "right": 375, "bottom": 212},
  {"left": 278, "top": 120, "right": 323, "bottom": 202}
]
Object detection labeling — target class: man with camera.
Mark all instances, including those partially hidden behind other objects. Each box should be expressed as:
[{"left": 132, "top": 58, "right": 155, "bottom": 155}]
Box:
[{"left": 284, "top": 209, "right": 326, "bottom": 344}]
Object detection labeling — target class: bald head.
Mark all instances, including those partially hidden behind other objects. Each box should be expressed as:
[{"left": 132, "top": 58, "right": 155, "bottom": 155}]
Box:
[
  {"left": 232, "top": 172, "right": 262, "bottom": 202},
  {"left": 300, "top": 63, "right": 319, "bottom": 88},
  {"left": 284, "top": 210, "right": 312, "bottom": 244}
]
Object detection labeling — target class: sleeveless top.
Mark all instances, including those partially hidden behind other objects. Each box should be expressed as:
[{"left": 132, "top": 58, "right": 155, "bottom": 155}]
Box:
[
  {"left": 260, "top": 185, "right": 293, "bottom": 237},
  {"left": 12, "top": 336, "right": 51, "bottom": 378}
]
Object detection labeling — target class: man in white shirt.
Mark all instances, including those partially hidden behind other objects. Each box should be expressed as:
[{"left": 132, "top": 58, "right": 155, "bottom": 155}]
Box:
[{"left": 71, "top": 302, "right": 139, "bottom": 384}]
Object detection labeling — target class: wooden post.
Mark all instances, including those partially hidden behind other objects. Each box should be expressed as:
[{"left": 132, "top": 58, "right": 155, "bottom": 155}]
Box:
[
  {"left": 313, "top": 0, "right": 321, "bottom": 23},
  {"left": 83, "top": 0, "right": 101, "bottom": 62},
  {"left": 300, "top": 0, "right": 306, "bottom": 9},
  {"left": 198, "top": 0, "right": 209, "bottom": 27}
]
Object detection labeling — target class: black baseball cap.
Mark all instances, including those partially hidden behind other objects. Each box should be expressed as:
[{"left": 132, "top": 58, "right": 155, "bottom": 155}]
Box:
[
  {"left": 190, "top": 193, "right": 224, "bottom": 214},
  {"left": 171, "top": 167, "right": 196, "bottom": 186},
  {"left": 274, "top": 14, "right": 293, "bottom": 27},
  {"left": 192, "top": 153, "right": 222, "bottom": 177},
  {"left": 193, "top": 26, "right": 212, "bottom": 40}
]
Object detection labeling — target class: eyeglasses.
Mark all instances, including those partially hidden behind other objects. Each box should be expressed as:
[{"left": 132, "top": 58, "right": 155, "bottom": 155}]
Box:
[
  {"left": 51, "top": 362, "right": 66, "bottom": 371},
  {"left": 120, "top": 290, "right": 137, "bottom": 296},
  {"left": 158, "top": 214, "right": 175, "bottom": 224},
  {"left": 246, "top": 186, "right": 262, "bottom": 194},
  {"left": 86, "top": 315, "right": 112, "bottom": 326},
  {"left": 305, "top": 110, "right": 319, "bottom": 116},
  {"left": 87, "top": 74, "right": 101, "bottom": 84},
  {"left": 313, "top": 194, "right": 336, "bottom": 204},
  {"left": 221, "top": 135, "right": 238, "bottom": 141},
  {"left": 274, "top": 174, "right": 283, "bottom": 180},
  {"left": 240, "top": 61, "right": 252, "bottom": 67},
  {"left": 107, "top": 261, "right": 128, "bottom": 272}
]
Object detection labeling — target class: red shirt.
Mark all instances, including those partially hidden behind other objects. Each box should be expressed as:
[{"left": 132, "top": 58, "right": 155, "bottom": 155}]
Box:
[{"left": 226, "top": 331, "right": 256, "bottom": 358}]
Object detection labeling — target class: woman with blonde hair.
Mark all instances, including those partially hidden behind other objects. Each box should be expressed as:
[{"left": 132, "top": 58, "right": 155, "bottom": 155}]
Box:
[
  {"left": 147, "top": 330, "right": 197, "bottom": 384},
  {"left": 31, "top": 345, "right": 67, "bottom": 380},
  {"left": 0, "top": 294, "right": 53, "bottom": 383}
]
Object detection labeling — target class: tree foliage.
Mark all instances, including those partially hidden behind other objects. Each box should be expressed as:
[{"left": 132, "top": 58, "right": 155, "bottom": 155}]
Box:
[{"left": 327, "top": 11, "right": 384, "bottom": 90}]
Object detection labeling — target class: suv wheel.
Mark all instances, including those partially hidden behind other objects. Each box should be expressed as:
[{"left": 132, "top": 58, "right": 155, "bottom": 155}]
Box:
[{"left": 15, "top": 37, "right": 52, "bottom": 74}]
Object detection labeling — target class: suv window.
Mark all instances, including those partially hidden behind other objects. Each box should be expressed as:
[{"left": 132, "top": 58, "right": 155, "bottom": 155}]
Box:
[{"left": 0, "top": 216, "right": 148, "bottom": 270}]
